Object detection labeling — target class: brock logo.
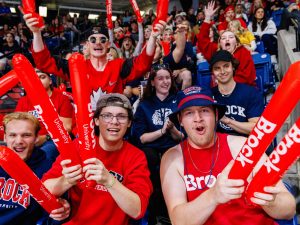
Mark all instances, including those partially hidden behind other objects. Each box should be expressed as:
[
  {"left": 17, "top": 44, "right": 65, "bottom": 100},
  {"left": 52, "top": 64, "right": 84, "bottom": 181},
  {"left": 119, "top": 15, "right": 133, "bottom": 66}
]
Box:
[{"left": 0, "top": 178, "right": 31, "bottom": 208}]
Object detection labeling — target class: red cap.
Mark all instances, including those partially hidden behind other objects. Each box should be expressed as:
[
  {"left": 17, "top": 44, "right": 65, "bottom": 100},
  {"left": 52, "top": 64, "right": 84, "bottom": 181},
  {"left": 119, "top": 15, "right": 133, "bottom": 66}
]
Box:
[{"left": 225, "top": 5, "right": 235, "bottom": 14}]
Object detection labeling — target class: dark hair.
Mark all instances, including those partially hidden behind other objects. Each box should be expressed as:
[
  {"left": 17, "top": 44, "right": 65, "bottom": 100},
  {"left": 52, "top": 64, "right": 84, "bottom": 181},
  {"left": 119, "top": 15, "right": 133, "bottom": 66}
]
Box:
[
  {"left": 142, "top": 64, "right": 177, "bottom": 100},
  {"left": 252, "top": 7, "right": 268, "bottom": 32}
]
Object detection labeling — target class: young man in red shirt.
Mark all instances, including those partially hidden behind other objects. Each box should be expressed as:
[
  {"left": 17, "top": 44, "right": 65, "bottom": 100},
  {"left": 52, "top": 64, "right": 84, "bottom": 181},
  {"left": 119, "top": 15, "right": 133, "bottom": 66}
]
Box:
[
  {"left": 23, "top": 12, "right": 166, "bottom": 110},
  {"left": 42, "top": 93, "right": 152, "bottom": 225}
]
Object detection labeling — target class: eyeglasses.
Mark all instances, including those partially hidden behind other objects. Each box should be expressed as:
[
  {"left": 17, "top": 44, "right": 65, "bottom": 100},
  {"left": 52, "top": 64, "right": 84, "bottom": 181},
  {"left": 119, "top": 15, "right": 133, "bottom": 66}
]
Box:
[
  {"left": 99, "top": 113, "right": 129, "bottom": 123},
  {"left": 88, "top": 36, "right": 108, "bottom": 44},
  {"left": 151, "top": 63, "right": 170, "bottom": 72}
]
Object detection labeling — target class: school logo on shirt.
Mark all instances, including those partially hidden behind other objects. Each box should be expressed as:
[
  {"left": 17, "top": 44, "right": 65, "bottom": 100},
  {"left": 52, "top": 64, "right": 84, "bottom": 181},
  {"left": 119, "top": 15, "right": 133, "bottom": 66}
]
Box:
[
  {"left": 90, "top": 88, "right": 107, "bottom": 111},
  {"left": 0, "top": 178, "right": 31, "bottom": 209},
  {"left": 152, "top": 108, "right": 173, "bottom": 125}
]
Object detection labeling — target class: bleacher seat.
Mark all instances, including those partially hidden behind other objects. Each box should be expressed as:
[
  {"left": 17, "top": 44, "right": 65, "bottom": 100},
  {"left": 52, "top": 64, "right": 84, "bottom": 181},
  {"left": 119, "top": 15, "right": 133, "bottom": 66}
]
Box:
[
  {"left": 196, "top": 60, "right": 211, "bottom": 88},
  {"left": 255, "top": 41, "right": 265, "bottom": 54},
  {"left": 252, "top": 53, "right": 276, "bottom": 97},
  {"left": 271, "top": 9, "right": 284, "bottom": 28}
]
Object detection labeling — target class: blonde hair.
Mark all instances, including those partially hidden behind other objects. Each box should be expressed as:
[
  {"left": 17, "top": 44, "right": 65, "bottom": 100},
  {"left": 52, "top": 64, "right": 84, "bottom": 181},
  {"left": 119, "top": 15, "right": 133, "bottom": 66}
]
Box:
[
  {"left": 228, "top": 20, "right": 245, "bottom": 35},
  {"left": 3, "top": 112, "right": 40, "bottom": 135}
]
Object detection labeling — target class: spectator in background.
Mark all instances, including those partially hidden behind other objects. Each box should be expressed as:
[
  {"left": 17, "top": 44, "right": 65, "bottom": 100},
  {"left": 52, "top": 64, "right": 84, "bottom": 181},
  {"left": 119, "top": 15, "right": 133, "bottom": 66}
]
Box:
[
  {"left": 249, "top": 0, "right": 266, "bottom": 17},
  {"left": 248, "top": 7, "right": 278, "bottom": 58},
  {"left": 130, "top": 20, "right": 139, "bottom": 42},
  {"left": 0, "top": 51, "right": 7, "bottom": 75},
  {"left": 210, "top": 50, "right": 264, "bottom": 136},
  {"left": 218, "top": 5, "right": 248, "bottom": 32},
  {"left": 49, "top": 17, "right": 64, "bottom": 37},
  {"left": 174, "top": 12, "right": 186, "bottom": 27},
  {"left": 131, "top": 64, "right": 182, "bottom": 225},
  {"left": 1, "top": 112, "right": 70, "bottom": 225},
  {"left": 186, "top": 7, "right": 197, "bottom": 26},
  {"left": 235, "top": 3, "right": 248, "bottom": 23},
  {"left": 15, "top": 69, "right": 73, "bottom": 163},
  {"left": 228, "top": 20, "right": 256, "bottom": 52},
  {"left": 198, "top": 1, "right": 256, "bottom": 86},
  {"left": 123, "top": 10, "right": 131, "bottom": 24},
  {"left": 2, "top": 32, "right": 20, "bottom": 68},
  {"left": 164, "top": 23, "right": 195, "bottom": 90}
]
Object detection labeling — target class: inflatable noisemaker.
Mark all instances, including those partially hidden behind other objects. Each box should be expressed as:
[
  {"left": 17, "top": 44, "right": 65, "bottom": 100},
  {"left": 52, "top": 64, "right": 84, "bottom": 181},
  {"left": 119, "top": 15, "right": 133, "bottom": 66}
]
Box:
[
  {"left": 106, "top": 0, "right": 113, "bottom": 29},
  {"left": 228, "top": 61, "right": 300, "bottom": 181},
  {"left": 68, "top": 53, "right": 96, "bottom": 188},
  {"left": 245, "top": 117, "right": 300, "bottom": 202},
  {"left": 129, "top": 0, "right": 143, "bottom": 23},
  {"left": 12, "top": 54, "right": 81, "bottom": 166},
  {"left": 0, "top": 70, "right": 18, "bottom": 97},
  {"left": 22, "top": 0, "right": 44, "bottom": 28},
  {"left": 153, "top": 0, "right": 169, "bottom": 27},
  {"left": 0, "top": 146, "right": 62, "bottom": 213}
]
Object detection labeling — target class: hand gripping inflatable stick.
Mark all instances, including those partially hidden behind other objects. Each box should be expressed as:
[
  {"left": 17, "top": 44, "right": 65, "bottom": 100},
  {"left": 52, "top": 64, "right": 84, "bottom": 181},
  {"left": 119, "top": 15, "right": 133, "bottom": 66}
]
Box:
[
  {"left": 0, "top": 146, "right": 62, "bottom": 213},
  {"left": 22, "top": 0, "right": 44, "bottom": 28},
  {"left": 246, "top": 117, "right": 300, "bottom": 201},
  {"left": 0, "top": 70, "right": 18, "bottom": 97},
  {"left": 68, "top": 53, "right": 97, "bottom": 188},
  {"left": 228, "top": 61, "right": 300, "bottom": 181},
  {"left": 12, "top": 54, "right": 81, "bottom": 166}
]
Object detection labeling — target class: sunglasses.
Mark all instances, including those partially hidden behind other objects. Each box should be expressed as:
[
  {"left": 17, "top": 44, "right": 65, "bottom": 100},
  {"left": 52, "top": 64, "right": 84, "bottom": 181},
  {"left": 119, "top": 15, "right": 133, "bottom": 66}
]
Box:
[
  {"left": 151, "top": 63, "right": 170, "bottom": 72},
  {"left": 88, "top": 36, "right": 108, "bottom": 44}
]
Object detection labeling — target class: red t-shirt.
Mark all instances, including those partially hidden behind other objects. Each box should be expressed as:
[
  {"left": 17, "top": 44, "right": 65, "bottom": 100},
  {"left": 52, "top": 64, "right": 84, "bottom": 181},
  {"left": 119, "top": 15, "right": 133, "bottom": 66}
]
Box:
[
  {"left": 15, "top": 88, "right": 73, "bottom": 135},
  {"left": 182, "top": 133, "right": 277, "bottom": 225},
  {"left": 42, "top": 140, "right": 152, "bottom": 225}
]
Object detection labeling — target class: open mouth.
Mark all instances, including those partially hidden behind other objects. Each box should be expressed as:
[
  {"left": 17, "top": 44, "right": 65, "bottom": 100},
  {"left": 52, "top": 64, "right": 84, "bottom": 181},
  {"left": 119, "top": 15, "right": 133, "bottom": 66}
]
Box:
[
  {"left": 13, "top": 146, "right": 26, "bottom": 153},
  {"left": 195, "top": 126, "right": 205, "bottom": 134},
  {"left": 107, "top": 128, "right": 120, "bottom": 135}
]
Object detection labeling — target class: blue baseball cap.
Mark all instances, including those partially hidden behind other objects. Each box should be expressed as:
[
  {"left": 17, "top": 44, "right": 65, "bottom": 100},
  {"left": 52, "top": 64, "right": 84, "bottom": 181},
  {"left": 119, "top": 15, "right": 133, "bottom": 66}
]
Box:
[{"left": 169, "top": 86, "right": 226, "bottom": 126}]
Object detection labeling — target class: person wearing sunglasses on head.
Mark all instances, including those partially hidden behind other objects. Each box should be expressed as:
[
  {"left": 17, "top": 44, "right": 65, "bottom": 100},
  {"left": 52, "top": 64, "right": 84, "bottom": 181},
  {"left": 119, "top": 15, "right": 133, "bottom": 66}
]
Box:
[
  {"left": 22, "top": 10, "right": 166, "bottom": 110},
  {"left": 42, "top": 93, "right": 152, "bottom": 225}
]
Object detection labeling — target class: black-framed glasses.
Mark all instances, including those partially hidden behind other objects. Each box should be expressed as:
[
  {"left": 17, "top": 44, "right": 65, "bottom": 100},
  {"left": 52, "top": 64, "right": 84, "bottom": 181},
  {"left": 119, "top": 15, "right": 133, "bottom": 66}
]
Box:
[
  {"left": 88, "top": 36, "right": 108, "bottom": 44},
  {"left": 99, "top": 113, "right": 129, "bottom": 123}
]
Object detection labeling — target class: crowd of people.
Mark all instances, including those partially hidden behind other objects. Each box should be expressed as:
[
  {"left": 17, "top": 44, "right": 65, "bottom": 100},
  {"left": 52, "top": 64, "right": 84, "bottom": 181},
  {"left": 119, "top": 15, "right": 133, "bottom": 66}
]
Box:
[{"left": 0, "top": 0, "right": 299, "bottom": 224}]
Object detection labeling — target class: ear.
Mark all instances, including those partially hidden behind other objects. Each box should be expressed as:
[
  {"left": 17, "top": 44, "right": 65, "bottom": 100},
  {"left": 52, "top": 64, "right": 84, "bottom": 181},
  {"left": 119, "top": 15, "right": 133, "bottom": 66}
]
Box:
[
  {"left": 94, "top": 118, "right": 100, "bottom": 126},
  {"left": 127, "top": 120, "right": 132, "bottom": 128},
  {"left": 177, "top": 114, "right": 183, "bottom": 126}
]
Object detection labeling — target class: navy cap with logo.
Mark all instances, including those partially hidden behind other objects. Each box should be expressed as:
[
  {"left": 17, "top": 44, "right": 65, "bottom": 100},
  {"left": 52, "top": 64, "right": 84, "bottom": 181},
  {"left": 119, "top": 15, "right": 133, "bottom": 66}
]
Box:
[{"left": 169, "top": 86, "right": 226, "bottom": 126}]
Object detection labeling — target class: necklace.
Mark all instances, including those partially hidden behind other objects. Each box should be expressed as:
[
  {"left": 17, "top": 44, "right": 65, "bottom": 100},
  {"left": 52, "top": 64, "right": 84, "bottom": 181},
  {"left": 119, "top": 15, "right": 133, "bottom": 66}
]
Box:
[{"left": 187, "top": 137, "right": 220, "bottom": 174}]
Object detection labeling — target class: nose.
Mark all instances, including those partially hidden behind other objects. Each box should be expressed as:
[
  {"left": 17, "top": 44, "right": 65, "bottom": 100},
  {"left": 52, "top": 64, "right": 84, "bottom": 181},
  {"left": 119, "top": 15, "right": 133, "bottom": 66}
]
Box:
[
  {"left": 15, "top": 135, "right": 24, "bottom": 144},
  {"left": 193, "top": 111, "right": 203, "bottom": 122},
  {"left": 110, "top": 116, "right": 120, "bottom": 124}
]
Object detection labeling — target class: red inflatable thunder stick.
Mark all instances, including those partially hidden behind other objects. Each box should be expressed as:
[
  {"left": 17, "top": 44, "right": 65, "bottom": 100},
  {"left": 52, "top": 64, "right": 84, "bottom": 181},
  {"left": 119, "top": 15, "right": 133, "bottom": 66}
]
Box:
[
  {"left": 228, "top": 61, "right": 300, "bottom": 181},
  {"left": 246, "top": 117, "right": 300, "bottom": 202},
  {"left": 0, "top": 146, "right": 62, "bottom": 213},
  {"left": 22, "top": 0, "right": 44, "bottom": 28},
  {"left": 106, "top": 0, "right": 113, "bottom": 29},
  {"left": 68, "top": 53, "right": 96, "bottom": 187},
  {"left": 12, "top": 54, "right": 81, "bottom": 165},
  {"left": 153, "top": 0, "right": 169, "bottom": 26},
  {"left": 0, "top": 70, "right": 19, "bottom": 97},
  {"left": 129, "top": 0, "right": 143, "bottom": 23}
]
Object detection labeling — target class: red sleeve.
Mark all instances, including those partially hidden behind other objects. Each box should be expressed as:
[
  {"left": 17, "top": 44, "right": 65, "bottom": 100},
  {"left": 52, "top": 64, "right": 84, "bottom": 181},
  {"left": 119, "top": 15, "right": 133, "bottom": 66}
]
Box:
[
  {"left": 238, "top": 18, "right": 247, "bottom": 29},
  {"left": 41, "top": 155, "right": 63, "bottom": 182},
  {"left": 125, "top": 46, "right": 154, "bottom": 82},
  {"left": 218, "top": 22, "right": 228, "bottom": 32},
  {"left": 31, "top": 45, "right": 69, "bottom": 81},
  {"left": 54, "top": 90, "right": 73, "bottom": 118},
  {"left": 197, "top": 22, "right": 218, "bottom": 62},
  {"left": 124, "top": 146, "right": 153, "bottom": 219},
  {"left": 233, "top": 47, "right": 256, "bottom": 86}
]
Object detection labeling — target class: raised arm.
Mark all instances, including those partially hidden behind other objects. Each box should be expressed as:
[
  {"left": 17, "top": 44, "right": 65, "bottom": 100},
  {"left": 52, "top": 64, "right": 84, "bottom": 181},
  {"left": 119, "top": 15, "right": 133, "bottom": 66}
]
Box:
[
  {"left": 133, "top": 22, "right": 144, "bottom": 56},
  {"left": 23, "top": 13, "right": 45, "bottom": 52},
  {"left": 172, "top": 24, "right": 188, "bottom": 63}
]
